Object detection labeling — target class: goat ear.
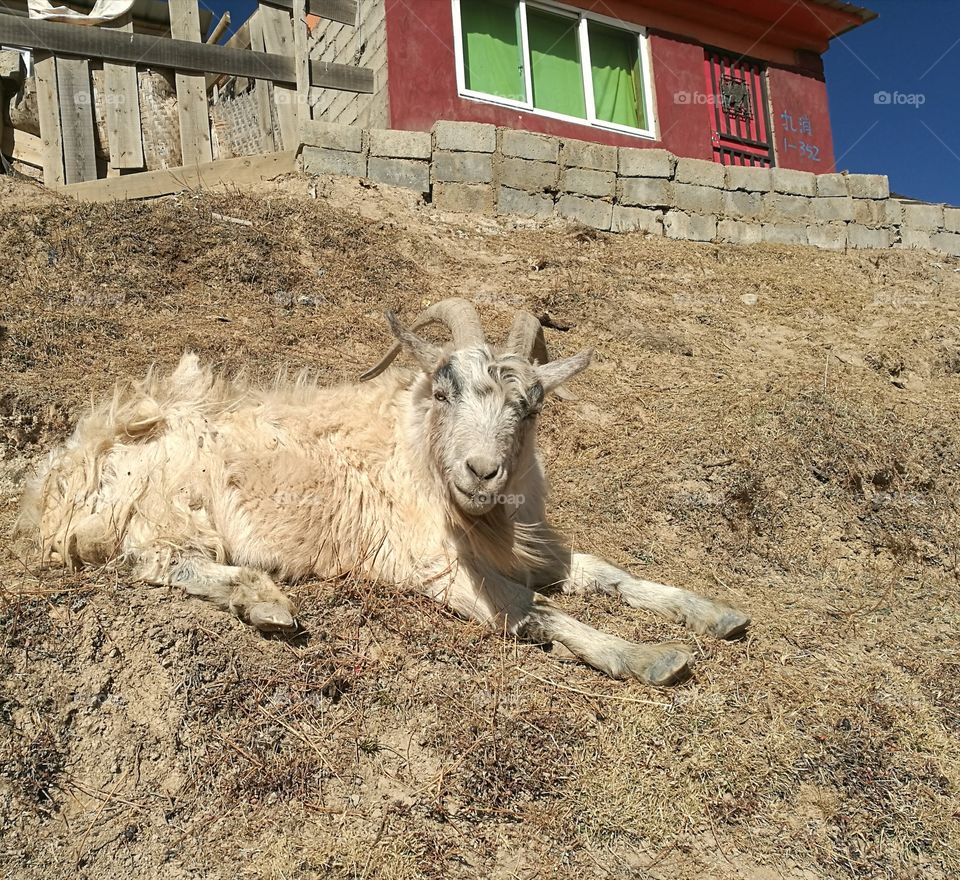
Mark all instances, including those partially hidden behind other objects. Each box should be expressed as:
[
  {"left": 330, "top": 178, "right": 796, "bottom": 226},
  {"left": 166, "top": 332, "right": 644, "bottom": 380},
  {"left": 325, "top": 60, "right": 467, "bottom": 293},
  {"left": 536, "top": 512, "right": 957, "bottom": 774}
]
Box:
[
  {"left": 536, "top": 348, "right": 593, "bottom": 394},
  {"left": 385, "top": 311, "right": 442, "bottom": 372}
]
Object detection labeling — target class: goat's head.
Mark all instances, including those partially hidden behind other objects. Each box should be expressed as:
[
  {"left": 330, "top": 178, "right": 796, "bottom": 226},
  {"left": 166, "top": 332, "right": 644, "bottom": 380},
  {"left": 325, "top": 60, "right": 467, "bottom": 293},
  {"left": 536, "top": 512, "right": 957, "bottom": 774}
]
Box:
[{"left": 360, "top": 299, "right": 591, "bottom": 516}]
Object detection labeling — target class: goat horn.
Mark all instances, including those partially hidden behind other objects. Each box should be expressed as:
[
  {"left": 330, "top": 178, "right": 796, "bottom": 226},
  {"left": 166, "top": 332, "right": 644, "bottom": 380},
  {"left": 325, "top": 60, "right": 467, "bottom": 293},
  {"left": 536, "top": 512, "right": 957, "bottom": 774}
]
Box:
[
  {"left": 503, "top": 311, "right": 577, "bottom": 401},
  {"left": 359, "top": 298, "right": 485, "bottom": 381}
]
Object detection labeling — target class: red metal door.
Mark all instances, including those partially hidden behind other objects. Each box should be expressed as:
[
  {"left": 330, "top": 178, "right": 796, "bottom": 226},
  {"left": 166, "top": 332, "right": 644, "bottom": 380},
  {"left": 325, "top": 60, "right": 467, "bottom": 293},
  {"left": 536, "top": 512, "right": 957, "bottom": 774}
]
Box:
[{"left": 703, "top": 49, "right": 775, "bottom": 167}]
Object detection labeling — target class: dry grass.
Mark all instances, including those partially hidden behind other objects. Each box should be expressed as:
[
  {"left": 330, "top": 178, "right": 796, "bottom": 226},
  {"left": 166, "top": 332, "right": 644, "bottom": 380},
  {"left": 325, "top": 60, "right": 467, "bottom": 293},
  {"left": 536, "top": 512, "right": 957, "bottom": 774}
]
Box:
[{"left": 1, "top": 172, "right": 959, "bottom": 879}]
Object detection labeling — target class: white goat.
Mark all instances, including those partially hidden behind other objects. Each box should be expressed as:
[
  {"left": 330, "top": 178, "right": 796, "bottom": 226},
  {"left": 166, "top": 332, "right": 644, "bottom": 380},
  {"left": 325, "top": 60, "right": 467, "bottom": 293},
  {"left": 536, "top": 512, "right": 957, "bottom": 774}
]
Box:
[{"left": 17, "top": 299, "right": 748, "bottom": 685}]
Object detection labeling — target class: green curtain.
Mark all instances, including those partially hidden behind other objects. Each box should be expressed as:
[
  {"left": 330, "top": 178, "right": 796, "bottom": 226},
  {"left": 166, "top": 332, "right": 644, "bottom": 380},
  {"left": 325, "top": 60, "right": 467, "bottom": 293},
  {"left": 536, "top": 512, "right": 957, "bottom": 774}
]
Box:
[
  {"left": 528, "top": 8, "right": 586, "bottom": 118},
  {"left": 589, "top": 23, "right": 644, "bottom": 129},
  {"left": 460, "top": 0, "right": 525, "bottom": 101}
]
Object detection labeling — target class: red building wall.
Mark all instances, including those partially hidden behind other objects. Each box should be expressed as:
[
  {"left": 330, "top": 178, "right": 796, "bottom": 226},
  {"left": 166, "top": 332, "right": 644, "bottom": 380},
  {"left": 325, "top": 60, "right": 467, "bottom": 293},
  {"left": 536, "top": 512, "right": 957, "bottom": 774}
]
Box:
[
  {"left": 767, "top": 65, "right": 837, "bottom": 172},
  {"left": 383, "top": 0, "right": 837, "bottom": 171}
]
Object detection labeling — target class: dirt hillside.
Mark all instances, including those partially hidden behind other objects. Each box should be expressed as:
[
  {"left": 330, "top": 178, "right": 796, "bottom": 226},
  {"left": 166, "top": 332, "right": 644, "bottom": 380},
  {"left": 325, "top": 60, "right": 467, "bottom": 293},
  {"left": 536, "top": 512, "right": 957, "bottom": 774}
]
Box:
[{"left": 1, "top": 172, "right": 959, "bottom": 880}]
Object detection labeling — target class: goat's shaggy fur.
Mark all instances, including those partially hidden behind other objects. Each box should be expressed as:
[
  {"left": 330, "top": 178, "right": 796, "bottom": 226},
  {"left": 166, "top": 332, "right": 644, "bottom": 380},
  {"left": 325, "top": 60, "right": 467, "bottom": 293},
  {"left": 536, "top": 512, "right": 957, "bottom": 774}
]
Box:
[{"left": 17, "top": 308, "right": 750, "bottom": 685}]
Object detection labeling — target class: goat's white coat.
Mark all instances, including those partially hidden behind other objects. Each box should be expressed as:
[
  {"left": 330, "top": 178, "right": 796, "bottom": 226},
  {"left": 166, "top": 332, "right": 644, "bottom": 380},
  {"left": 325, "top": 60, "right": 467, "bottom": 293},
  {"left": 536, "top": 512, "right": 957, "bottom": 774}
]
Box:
[{"left": 18, "top": 339, "right": 749, "bottom": 685}]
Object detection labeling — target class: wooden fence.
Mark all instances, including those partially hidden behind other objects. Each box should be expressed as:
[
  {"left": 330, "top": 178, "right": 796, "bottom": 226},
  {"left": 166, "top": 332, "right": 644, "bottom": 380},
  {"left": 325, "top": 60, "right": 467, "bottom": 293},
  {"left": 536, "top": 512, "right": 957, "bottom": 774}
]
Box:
[{"left": 0, "top": 0, "right": 372, "bottom": 198}]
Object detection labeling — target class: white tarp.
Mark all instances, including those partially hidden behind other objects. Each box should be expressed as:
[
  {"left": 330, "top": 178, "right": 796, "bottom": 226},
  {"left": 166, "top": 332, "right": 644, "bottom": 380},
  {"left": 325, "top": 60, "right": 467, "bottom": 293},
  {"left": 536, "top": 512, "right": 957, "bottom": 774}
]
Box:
[{"left": 27, "top": 0, "right": 135, "bottom": 26}]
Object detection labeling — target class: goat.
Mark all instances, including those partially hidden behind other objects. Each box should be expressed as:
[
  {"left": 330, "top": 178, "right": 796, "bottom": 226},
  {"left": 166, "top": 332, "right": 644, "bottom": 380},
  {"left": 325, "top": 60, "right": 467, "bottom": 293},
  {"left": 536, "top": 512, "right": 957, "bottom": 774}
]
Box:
[{"left": 16, "top": 299, "right": 749, "bottom": 685}]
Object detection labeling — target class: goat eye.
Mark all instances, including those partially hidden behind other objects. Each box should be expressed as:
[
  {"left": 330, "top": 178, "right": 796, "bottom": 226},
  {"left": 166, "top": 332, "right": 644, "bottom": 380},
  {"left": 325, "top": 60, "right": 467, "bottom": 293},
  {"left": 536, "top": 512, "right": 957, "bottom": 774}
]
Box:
[{"left": 433, "top": 389, "right": 448, "bottom": 403}]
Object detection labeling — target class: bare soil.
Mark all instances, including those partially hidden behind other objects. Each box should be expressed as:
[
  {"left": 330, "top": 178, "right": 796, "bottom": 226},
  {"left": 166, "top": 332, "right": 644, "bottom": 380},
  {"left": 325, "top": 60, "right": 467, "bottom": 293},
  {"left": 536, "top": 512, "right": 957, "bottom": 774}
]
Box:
[{"left": 1, "top": 172, "right": 959, "bottom": 880}]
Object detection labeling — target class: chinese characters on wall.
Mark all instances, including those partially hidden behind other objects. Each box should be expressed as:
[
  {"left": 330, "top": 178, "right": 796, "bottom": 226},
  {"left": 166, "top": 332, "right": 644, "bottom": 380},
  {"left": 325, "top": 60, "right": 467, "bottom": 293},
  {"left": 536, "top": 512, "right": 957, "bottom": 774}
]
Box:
[{"left": 780, "top": 110, "right": 821, "bottom": 162}]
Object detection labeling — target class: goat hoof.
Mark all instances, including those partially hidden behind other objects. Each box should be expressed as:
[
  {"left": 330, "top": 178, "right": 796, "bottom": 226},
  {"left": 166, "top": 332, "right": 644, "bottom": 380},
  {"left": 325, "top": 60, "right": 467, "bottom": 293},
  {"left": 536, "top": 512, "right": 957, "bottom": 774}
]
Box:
[
  {"left": 709, "top": 609, "right": 751, "bottom": 641},
  {"left": 642, "top": 645, "right": 693, "bottom": 687},
  {"left": 249, "top": 602, "right": 297, "bottom": 633}
]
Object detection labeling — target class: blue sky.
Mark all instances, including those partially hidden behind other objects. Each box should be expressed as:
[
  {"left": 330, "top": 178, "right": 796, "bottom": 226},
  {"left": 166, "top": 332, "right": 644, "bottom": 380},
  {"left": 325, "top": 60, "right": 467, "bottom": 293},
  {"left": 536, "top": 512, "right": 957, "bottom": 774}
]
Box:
[
  {"left": 205, "top": 0, "right": 959, "bottom": 206},
  {"left": 823, "top": 0, "right": 960, "bottom": 205}
]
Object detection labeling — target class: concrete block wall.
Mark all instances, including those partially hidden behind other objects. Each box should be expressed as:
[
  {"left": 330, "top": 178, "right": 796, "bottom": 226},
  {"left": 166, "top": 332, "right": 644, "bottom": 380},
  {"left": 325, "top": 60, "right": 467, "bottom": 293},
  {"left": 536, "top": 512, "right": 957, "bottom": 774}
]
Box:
[
  {"left": 300, "top": 121, "right": 960, "bottom": 257},
  {"left": 309, "top": 0, "right": 389, "bottom": 129}
]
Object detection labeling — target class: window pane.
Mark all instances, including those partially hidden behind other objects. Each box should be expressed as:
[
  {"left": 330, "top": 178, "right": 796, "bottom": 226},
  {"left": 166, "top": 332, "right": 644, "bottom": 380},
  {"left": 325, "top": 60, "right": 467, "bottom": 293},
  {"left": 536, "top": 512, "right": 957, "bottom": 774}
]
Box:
[
  {"left": 589, "top": 23, "right": 645, "bottom": 129},
  {"left": 460, "top": 0, "right": 525, "bottom": 102},
  {"left": 527, "top": 8, "right": 586, "bottom": 118}
]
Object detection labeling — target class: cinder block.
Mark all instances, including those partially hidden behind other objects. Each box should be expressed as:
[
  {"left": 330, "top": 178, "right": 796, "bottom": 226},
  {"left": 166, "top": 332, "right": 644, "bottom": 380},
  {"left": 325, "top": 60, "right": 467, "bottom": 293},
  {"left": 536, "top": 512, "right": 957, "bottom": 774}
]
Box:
[
  {"left": 675, "top": 157, "right": 725, "bottom": 188},
  {"left": 852, "top": 199, "right": 887, "bottom": 228},
  {"left": 564, "top": 138, "right": 619, "bottom": 172},
  {"left": 764, "top": 193, "right": 813, "bottom": 222},
  {"left": 717, "top": 219, "right": 762, "bottom": 245},
  {"left": 618, "top": 147, "right": 675, "bottom": 178},
  {"left": 368, "top": 128, "right": 432, "bottom": 160},
  {"left": 433, "top": 182, "right": 495, "bottom": 214},
  {"left": 561, "top": 167, "right": 616, "bottom": 198},
  {"left": 0, "top": 49, "right": 25, "bottom": 87},
  {"left": 884, "top": 199, "right": 903, "bottom": 226},
  {"left": 497, "top": 186, "right": 554, "bottom": 220},
  {"left": 301, "top": 146, "right": 367, "bottom": 178},
  {"left": 501, "top": 157, "right": 558, "bottom": 192},
  {"left": 771, "top": 167, "right": 817, "bottom": 196},
  {"left": 611, "top": 206, "right": 663, "bottom": 235},
  {"left": 807, "top": 225, "right": 847, "bottom": 251},
  {"left": 556, "top": 195, "right": 613, "bottom": 230},
  {"left": 813, "top": 197, "right": 855, "bottom": 223},
  {"left": 618, "top": 177, "right": 673, "bottom": 207},
  {"left": 816, "top": 173, "right": 848, "bottom": 197},
  {"left": 846, "top": 174, "right": 890, "bottom": 199},
  {"left": 367, "top": 157, "right": 430, "bottom": 192},
  {"left": 762, "top": 223, "right": 808, "bottom": 246},
  {"left": 725, "top": 165, "right": 772, "bottom": 193},
  {"left": 432, "top": 150, "right": 494, "bottom": 184},
  {"left": 722, "top": 190, "right": 763, "bottom": 221},
  {"left": 674, "top": 182, "right": 723, "bottom": 215},
  {"left": 898, "top": 229, "right": 933, "bottom": 250},
  {"left": 664, "top": 210, "right": 717, "bottom": 242},
  {"left": 944, "top": 207, "right": 960, "bottom": 233},
  {"left": 501, "top": 129, "right": 559, "bottom": 163},
  {"left": 931, "top": 231, "right": 960, "bottom": 257},
  {"left": 432, "top": 120, "right": 497, "bottom": 153},
  {"left": 848, "top": 224, "right": 892, "bottom": 248},
  {"left": 299, "top": 121, "right": 364, "bottom": 152},
  {"left": 902, "top": 203, "right": 945, "bottom": 232}
]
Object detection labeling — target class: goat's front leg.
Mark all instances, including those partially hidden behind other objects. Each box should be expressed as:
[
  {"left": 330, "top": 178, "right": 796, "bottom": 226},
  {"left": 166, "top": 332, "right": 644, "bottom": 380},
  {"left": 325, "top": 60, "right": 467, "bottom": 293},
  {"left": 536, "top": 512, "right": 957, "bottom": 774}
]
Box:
[
  {"left": 423, "top": 564, "right": 693, "bottom": 686},
  {"left": 523, "top": 532, "right": 749, "bottom": 640},
  {"left": 134, "top": 551, "right": 298, "bottom": 633},
  {"left": 561, "top": 553, "right": 750, "bottom": 640}
]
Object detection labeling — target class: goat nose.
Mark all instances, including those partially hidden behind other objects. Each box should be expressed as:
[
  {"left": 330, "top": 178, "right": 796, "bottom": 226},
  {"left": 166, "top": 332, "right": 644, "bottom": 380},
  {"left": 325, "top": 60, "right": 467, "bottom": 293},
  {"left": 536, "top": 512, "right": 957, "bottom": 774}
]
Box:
[{"left": 466, "top": 457, "right": 501, "bottom": 481}]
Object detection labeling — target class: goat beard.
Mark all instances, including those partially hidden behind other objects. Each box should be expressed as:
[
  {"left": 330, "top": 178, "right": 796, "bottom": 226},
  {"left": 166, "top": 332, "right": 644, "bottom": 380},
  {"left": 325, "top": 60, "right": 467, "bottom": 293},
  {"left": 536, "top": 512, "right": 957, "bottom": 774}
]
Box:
[{"left": 447, "top": 500, "right": 549, "bottom": 574}]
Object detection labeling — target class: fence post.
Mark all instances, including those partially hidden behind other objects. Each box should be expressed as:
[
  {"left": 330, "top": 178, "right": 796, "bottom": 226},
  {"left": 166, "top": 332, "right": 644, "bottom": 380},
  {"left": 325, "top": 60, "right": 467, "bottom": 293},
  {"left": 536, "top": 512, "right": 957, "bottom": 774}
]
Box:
[
  {"left": 103, "top": 12, "right": 145, "bottom": 172},
  {"left": 292, "top": 0, "right": 310, "bottom": 127},
  {"left": 169, "top": 0, "right": 213, "bottom": 166}
]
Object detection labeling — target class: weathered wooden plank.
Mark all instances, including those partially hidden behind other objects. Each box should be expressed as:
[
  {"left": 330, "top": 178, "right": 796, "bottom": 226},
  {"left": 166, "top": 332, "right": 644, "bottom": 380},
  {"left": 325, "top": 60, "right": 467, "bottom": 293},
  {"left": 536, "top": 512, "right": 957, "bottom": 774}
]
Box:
[
  {"left": 246, "top": 14, "right": 278, "bottom": 153},
  {"left": 292, "top": 0, "right": 310, "bottom": 125},
  {"left": 258, "top": 4, "right": 298, "bottom": 150},
  {"left": 61, "top": 150, "right": 297, "bottom": 202},
  {"left": 207, "top": 11, "right": 231, "bottom": 44},
  {"left": 103, "top": 13, "right": 143, "bottom": 170},
  {"left": 170, "top": 0, "right": 213, "bottom": 166},
  {"left": 10, "top": 129, "right": 44, "bottom": 168},
  {"left": 0, "top": 16, "right": 374, "bottom": 91},
  {"left": 33, "top": 52, "right": 64, "bottom": 186},
  {"left": 56, "top": 56, "right": 97, "bottom": 184},
  {"left": 262, "top": 0, "right": 356, "bottom": 27}
]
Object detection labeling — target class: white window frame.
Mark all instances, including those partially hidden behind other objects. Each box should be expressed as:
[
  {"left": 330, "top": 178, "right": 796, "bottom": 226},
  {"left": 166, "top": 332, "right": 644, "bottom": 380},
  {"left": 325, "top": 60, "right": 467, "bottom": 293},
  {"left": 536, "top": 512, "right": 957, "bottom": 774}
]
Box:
[{"left": 451, "top": 0, "right": 658, "bottom": 141}]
